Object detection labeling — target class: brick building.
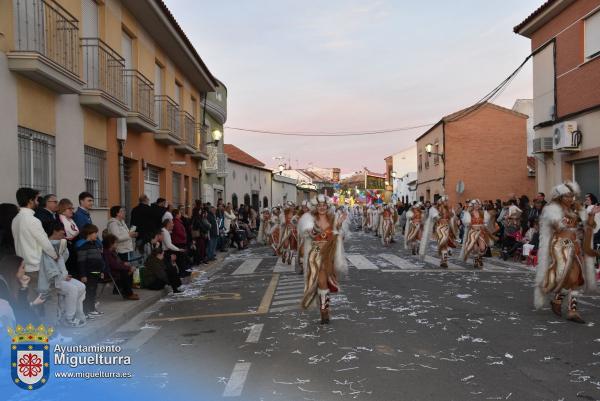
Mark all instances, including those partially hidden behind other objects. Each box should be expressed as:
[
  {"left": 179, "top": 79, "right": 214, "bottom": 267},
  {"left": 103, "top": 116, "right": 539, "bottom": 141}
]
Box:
[
  {"left": 415, "top": 102, "right": 535, "bottom": 205},
  {"left": 515, "top": 0, "right": 600, "bottom": 197}
]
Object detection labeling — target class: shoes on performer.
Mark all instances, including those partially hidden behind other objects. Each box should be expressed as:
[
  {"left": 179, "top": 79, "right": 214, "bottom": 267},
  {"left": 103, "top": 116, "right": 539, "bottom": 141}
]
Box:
[
  {"left": 318, "top": 288, "right": 330, "bottom": 324},
  {"left": 566, "top": 310, "right": 585, "bottom": 324},
  {"left": 550, "top": 299, "right": 562, "bottom": 317}
]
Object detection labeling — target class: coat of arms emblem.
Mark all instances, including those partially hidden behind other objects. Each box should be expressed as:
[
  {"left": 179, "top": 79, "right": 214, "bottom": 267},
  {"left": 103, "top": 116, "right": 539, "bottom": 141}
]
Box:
[{"left": 8, "top": 324, "right": 53, "bottom": 390}]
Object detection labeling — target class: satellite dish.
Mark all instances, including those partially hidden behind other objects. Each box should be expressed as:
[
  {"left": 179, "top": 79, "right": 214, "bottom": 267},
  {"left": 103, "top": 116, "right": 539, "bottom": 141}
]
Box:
[{"left": 456, "top": 180, "right": 465, "bottom": 194}]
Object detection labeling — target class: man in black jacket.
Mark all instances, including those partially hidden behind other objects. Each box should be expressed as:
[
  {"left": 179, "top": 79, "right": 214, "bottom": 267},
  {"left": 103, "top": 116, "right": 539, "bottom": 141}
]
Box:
[
  {"left": 149, "top": 198, "right": 167, "bottom": 232},
  {"left": 130, "top": 194, "right": 153, "bottom": 245},
  {"left": 34, "top": 194, "right": 60, "bottom": 224}
]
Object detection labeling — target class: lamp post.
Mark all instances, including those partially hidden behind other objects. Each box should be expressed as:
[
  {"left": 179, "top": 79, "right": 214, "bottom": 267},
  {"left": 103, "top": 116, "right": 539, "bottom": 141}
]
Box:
[{"left": 206, "top": 128, "right": 222, "bottom": 146}]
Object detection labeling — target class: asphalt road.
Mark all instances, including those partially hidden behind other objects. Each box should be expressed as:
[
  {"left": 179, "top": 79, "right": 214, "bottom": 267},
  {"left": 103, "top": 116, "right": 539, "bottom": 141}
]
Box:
[{"left": 105, "top": 229, "right": 600, "bottom": 401}]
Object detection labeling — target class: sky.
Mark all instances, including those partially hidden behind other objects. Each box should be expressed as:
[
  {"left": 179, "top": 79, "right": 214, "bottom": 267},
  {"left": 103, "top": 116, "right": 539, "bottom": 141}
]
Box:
[{"left": 164, "top": 0, "right": 542, "bottom": 174}]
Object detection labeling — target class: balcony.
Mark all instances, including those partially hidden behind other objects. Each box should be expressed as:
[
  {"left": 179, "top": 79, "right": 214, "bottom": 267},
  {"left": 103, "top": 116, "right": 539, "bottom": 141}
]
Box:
[
  {"left": 154, "top": 95, "right": 182, "bottom": 145},
  {"left": 124, "top": 69, "right": 156, "bottom": 132},
  {"left": 80, "top": 38, "right": 128, "bottom": 117},
  {"left": 174, "top": 111, "right": 196, "bottom": 154},
  {"left": 7, "top": 0, "right": 84, "bottom": 93},
  {"left": 205, "top": 97, "right": 227, "bottom": 125},
  {"left": 204, "top": 145, "right": 228, "bottom": 177},
  {"left": 191, "top": 123, "right": 209, "bottom": 161}
]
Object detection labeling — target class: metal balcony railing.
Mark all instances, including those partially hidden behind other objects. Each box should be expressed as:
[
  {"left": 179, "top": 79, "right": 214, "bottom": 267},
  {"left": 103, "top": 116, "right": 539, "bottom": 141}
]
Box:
[
  {"left": 13, "top": 0, "right": 80, "bottom": 76},
  {"left": 196, "top": 123, "right": 207, "bottom": 153},
  {"left": 124, "top": 69, "right": 154, "bottom": 122},
  {"left": 81, "top": 38, "right": 125, "bottom": 104},
  {"left": 181, "top": 111, "right": 196, "bottom": 148},
  {"left": 217, "top": 152, "right": 228, "bottom": 176},
  {"left": 155, "top": 95, "right": 181, "bottom": 139}
]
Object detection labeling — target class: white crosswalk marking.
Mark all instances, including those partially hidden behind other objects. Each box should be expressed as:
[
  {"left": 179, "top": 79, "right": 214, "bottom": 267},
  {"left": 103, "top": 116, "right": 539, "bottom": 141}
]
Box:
[
  {"left": 424, "top": 255, "right": 463, "bottom": 270},
  {"left": 347, "top": 254, "right": 378, "bottom": 270},
  {"left": 273, "top": 292, "right": 305, "bottom": 300},
  {"left": 269, "top": 305, "right": 300, "bottom": 313},
  {"left": 245, "top": 324, "right": 264, "bottom": 343},
  {"left": 380, "top": 253, "right": 416, "bottom": 270},
  {"left": 271, "top": 298, "right": 301, "bottom": 306},
  {"left": 223, "top": 362, "right": 252, "bottom": 397},
  {"left": 231, "top": 259, "right": 262, "bottom": 275}
]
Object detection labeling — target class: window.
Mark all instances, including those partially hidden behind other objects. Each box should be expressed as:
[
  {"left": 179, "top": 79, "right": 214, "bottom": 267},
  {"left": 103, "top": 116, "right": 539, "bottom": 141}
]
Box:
[
  {"left": 532, "top": 42, "right": 555, "bottom": 124},
  {"left": 144, "top": 166, "right": 161, "bottom": 204},
  {"left": 18, "top": 127, "right": 56, "bottom": 195},
  {"left": 231, "top": 193, "right": 238, "bottom": 209},
  {"left": 418, "top": 153, "right": 422, "bottom": 171},
  {"left": 263, "top": 196, "right": 268, "bottom": 208},
  {"left": 434, "top": 143, "right": 440, "bottom": 165},
  {"left": 192, "top": 177, "right": 200, "bottom": 202},
  {"left": 84, "top": 146, "right": 107, "bottom": 207},
  {"left": 244, "top": 194, "right": 251, "bottom": 206},
  {"left": 172, "top": 172, "right": 181, "bottom": 207},
  {"left": 585, "top": 11, "right": 600, "bottom": 59},
  {"left": 175, "top": 82, "right": 183, "bottom": 107}
]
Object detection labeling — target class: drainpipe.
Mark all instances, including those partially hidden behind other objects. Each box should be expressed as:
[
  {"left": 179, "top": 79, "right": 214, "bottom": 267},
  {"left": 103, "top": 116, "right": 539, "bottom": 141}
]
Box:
[
  {"left": 118, "top": 139, "right": 126, "bottom": 207},
  {"left": 200, "top": 94, "right": 208, "bottom": 202}
]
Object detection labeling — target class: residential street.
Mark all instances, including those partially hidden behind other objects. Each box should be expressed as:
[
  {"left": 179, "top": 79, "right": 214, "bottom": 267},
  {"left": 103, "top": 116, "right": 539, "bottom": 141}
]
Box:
[{"left": 104, "top": 231, "right": 600, "bottom": 401}]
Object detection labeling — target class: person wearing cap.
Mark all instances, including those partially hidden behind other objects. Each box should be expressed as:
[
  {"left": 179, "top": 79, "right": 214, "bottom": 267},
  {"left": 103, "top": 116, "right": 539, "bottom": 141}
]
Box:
[
  {"left": 460, "top": 199, "right": 496, "bottom": 269},
  {"left": 298, "top": 195, "right": 349, "bottom": 324},
  {"left": 404, "top": 202, "right": 424, "bottom": 255},
  {"left": 419, "top": 196, "right": 458, "bottom": 268},
  {"left": 534, "top": 181, "right": 599, "bottom": 324}
]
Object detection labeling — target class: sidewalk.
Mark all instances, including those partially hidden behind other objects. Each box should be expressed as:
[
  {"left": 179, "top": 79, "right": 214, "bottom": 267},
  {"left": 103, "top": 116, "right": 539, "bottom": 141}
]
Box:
[{"left": 45, "top": 249, "right": 231, "bottom": 346}]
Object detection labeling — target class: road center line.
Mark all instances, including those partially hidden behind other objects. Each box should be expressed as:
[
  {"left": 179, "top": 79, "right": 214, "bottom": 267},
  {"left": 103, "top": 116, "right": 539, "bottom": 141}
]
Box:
[
  {"left": 245, "top": 324, "right": 264, "bottom": 343},
  {"left": 223, "top": 362, "right": 252, "bottom": 397}
]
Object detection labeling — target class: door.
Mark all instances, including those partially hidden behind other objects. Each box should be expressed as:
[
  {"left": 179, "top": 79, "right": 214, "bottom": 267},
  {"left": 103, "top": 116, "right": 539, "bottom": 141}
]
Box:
[
  {"left": 574, "top": 159, "right": 599, "bottom": 199},
  {"left": 251, "top": 193, "right": 259, "bottom": 211},
  {"left": 122, "top": 31, "right": 133, "bottom": 107},
  {"left": 144, "top": 166, "right": 161, "bottom": 204}
]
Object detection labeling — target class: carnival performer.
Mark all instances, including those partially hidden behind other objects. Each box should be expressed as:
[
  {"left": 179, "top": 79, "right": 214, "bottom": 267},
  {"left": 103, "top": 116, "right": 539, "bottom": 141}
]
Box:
[
  {"left": 459, "top": 199, "right": 496, "bottom": 268},
  {"left": 298, "top": 195, "right": 349, "bottom": 324},
  {"left": 381, "top": 205, "right": 395, "bottom": 245},
  {"left": 278, "top": 202, "right": 298, "bottom": 265},
  {"left": 534, "top": 181, "right": 599, "bottom": 323},
  {"left": 372, "top": 204, "right": 382, "bottom": 237},
  {"left": 362, "top": 205, "right": 371, "bottom": 233},
  {"left": 256, "top": 208, "right": 271, "bottom": 246},
  {"left": 268, "top": 207, "right": 281, "bottom": 255},
  {"left": 404, "top": 202, "right": 424, "bottom": 255},
  {"left": 296, "top": 201, "right": 310, "bottom": 274},
  {"left": 419, "top": 196, "right": 458, "bottom": 268}
]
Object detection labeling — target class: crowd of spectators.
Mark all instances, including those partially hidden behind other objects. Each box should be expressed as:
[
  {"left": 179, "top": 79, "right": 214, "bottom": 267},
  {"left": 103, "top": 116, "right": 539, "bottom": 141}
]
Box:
[{"left": 0, "top": 188, "right": 267, "bottom": 331}]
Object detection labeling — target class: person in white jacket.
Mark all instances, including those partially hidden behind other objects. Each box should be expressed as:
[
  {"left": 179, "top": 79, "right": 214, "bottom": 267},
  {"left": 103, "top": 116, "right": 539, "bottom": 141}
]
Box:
[
  {"left": 11, "top": 188, "right": 58, "bottom": 297},
  {"left": 106, "top": 206, "right": 137, "bottom": 261},
  {"left": 223, "top": 204, "right": 236, "bottom": 234}
]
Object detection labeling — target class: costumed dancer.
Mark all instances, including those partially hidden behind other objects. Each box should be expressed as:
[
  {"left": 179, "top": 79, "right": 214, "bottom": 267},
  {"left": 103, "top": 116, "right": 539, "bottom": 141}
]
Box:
[
  {"left": 298, "top": 195, "right": 349, "bottom": 324},
  {"left": 256, "top": 208, "right": 271, "bottom": 246},
  {"left": 296, "top": 200, "right": 310, "bottom": 274},
  {"left": 534, "top": 181, "right": 599, "bottom": 323},
  {"left": 404, "top": 202, "right": 424, "bottom": 255},
  {"left": 419, "top": 196, "right": 458, "bottom": 268},
  {"left": 278, "top": 202, "right": 298, "bottom": 265},
  {"left": 373, "top": 204, "right": 382, "bottom": 237},
  {"left": 362, "top": 205, "right": 371, "bottom": 233},
  {"left": 268, "top": 207, "right": 281, "bottom": 256},
  {"left": 459, "top": 199, "right": 496, "bottom": 269},
  {"left": 381, "top": 205, "right": 395, "bottom": 245}
]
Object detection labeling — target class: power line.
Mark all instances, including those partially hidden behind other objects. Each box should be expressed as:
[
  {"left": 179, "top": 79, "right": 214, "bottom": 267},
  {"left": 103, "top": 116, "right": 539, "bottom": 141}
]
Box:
[
  {"left": 224, "top": 53, "right": 534, "bottom": 138},
  {"left": 224, "top": 124, "right": 436, "bottom": 137}
]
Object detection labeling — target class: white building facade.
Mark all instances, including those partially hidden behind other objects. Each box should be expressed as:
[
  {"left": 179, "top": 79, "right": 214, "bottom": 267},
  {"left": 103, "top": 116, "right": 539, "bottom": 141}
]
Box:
[
  {"left": 271, "top": 174, "right": 298, "bottom": 207},
  {"left": 390, "top": 146, "right": 417, "bottom": 203}
]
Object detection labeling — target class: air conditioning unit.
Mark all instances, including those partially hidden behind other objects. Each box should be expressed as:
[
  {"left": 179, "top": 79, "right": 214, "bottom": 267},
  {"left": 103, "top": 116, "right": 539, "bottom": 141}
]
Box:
[
  {"left": 532, "top": 137, "right": 553, "bottom": 153},
  {"left": 552, "top": 121, "right": 581, "bottom": 151}
]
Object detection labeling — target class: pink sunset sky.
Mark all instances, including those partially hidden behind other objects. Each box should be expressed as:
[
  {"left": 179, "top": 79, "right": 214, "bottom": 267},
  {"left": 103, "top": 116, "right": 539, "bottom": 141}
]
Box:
[{"left": 164, "top": 0, "right": 541, "bottom": 174}]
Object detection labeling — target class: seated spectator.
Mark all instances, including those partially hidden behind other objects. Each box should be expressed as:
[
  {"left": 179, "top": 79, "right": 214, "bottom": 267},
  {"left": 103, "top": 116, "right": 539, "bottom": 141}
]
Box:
[
  {"left": 106, "top": 205, "right": 137, "bottom": 261},
  {"left": 76, "top": 224, "right": 105, "bottom": 318},
  {"left": 143, "top": 230, "right": 163, "bottom": 260},
  {"left": 143, "top": 247, "right": 182, "bottom": 293},
  {"left": 103, "top": 233, "right": 139, "bottom": 301},
  {"left": 0, "top": 255, "right": 45, "bottom": 325},
  {"left": 41, "top": 221, "right": 86, "bottom": 327}
]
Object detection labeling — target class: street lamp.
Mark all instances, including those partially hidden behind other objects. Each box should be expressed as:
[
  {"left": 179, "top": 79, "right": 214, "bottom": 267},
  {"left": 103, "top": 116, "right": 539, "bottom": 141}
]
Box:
[
  {"left": 391, "top": 171, "right": 397, "bottom": 179},
  {"left": 425, "top": 143, "right": 444, "bottom": 162},
  {"left": 278, "top": 165, "right": 284, "bottom": 175},
  {"left": 206, "top": 128, "right": 222, "bottom": 146}
]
